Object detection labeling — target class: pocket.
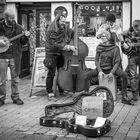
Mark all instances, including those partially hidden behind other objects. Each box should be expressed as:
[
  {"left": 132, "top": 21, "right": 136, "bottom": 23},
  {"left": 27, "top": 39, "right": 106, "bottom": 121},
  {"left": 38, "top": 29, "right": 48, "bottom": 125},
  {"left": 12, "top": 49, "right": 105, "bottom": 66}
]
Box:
[{"left": 43, "top": 56, "right": 56, "bottom": 69}]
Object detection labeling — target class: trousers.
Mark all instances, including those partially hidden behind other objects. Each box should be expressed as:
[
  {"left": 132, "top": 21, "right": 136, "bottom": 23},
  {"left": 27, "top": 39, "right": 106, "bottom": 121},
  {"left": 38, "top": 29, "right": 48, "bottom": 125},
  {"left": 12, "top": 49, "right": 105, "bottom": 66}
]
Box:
[{"left": 0, "top": 58, "right": 20, "bottom": 101}]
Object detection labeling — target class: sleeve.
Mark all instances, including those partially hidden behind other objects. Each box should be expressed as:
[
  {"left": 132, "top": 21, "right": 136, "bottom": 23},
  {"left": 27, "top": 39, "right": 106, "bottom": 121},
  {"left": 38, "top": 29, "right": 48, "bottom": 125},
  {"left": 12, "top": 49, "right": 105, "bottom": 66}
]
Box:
[
  {"left": 96, "top": 24, "right": 107, "bottom": 39},
  {"left": 110, "top": 46, "right": 121, "bottom": 74},
  {"left": 95, "top": 49, "right": 102, "bottom": 72},
  {"left": 19, "top": 26, "right": 29, "bottom": 45}
]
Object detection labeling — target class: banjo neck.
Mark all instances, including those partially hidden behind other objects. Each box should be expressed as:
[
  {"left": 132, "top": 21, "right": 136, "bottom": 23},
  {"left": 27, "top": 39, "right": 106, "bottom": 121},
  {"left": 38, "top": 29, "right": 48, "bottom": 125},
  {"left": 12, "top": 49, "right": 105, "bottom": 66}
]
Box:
[{"left": 9, "top": 32, "right": 25, "bottom": 42}]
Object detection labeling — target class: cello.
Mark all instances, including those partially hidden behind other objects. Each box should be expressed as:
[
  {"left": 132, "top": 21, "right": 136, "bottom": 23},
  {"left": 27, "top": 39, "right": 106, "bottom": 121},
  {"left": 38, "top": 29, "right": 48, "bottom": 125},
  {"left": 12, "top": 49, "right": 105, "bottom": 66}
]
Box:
[{"left": 58, "top": 3, "right": 89, "bottom": 93}]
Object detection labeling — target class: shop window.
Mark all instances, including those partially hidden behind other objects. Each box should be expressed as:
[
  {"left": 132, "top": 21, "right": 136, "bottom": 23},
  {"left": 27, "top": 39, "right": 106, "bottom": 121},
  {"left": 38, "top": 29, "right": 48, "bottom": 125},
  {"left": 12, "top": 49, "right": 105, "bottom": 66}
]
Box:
[{"left": 78, "top": 2, "right": 122, "bottom": 37}]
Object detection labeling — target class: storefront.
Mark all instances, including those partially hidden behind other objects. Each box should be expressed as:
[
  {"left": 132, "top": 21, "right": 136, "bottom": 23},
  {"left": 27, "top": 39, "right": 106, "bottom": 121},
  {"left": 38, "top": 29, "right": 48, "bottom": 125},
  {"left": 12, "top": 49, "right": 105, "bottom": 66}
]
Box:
[{"left": 5, "top": 0, "right": 133, "bottom": 75}]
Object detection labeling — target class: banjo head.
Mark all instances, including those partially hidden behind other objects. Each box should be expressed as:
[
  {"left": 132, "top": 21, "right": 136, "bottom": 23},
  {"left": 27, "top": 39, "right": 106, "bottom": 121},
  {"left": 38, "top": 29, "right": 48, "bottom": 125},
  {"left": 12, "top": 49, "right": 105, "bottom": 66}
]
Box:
[{"left": 0, "top": 36, "right": 10, "bottom": 53}]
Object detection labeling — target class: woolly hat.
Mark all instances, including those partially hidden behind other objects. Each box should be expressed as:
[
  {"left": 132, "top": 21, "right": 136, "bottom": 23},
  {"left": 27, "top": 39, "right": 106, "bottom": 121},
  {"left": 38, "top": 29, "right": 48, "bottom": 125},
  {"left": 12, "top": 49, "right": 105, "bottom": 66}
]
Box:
[{"left": 101, "top": 30, "right": 111, "bottom": 40}]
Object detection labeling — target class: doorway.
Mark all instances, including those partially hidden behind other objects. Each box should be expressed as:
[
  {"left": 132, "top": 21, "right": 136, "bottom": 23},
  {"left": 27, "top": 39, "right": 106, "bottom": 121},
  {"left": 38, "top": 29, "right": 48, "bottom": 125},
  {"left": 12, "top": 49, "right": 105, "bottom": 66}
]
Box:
[
  {"left": 17, "top": 3, "right": 51, "bottom": 78},
  {"left": 18, "top": 10, "right": 30, "bottom": 78}
]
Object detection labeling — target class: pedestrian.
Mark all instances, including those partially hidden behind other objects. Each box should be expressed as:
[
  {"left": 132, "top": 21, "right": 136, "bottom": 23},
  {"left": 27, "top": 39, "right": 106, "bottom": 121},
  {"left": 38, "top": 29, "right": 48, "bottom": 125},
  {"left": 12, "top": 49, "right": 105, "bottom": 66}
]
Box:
[
  {"left": 44, "top": 14, "right": 76, "bottom": 101},
  {"left": 0, "top": 9, "right": 30, "bottom": 107},
  {"left": 96, "top": 13, "right": 123, "bottom": 44},
  {"left": 85, "top": 30, "right": 133, "bottom": 105}
]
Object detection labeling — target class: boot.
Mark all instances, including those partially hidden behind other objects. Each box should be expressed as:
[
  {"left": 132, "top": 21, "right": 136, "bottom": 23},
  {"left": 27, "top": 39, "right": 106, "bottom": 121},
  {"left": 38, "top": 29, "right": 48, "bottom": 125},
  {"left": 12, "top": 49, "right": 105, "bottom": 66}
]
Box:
[
  {"left": 132, "top": 93, "right": 138, "bottom": 101},
  {"left": 121, "top": 92, "right": 134, "bottom": 105}
]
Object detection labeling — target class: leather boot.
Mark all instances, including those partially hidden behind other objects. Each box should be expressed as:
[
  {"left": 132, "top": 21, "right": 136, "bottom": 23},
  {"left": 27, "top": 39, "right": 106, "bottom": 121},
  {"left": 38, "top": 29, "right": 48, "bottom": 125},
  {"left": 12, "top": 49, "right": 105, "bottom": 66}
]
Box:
[{"left": 121, "top": 92, "right": 134, "bottom": 105}]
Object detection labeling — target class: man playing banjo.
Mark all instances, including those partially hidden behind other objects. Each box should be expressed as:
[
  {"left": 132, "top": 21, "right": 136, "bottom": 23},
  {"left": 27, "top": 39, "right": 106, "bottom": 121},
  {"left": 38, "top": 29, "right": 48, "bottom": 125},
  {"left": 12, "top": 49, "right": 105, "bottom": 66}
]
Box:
[{"left": 0, "top": 8, "right": 30, "bottom": 107}]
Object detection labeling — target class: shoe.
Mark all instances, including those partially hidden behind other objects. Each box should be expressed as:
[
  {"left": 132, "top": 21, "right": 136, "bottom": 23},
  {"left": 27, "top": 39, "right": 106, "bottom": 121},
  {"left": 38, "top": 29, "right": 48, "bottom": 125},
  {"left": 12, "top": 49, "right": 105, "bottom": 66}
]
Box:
[
  {"left": 13, "top": 98, "right": 24, "bottom": 105},
  {"left": 0, "top": 100, "right": 5, "bottom": 107},
  {"left": 48, "top": 93, "right": 57, "bottom": 102},
  {"left": 132, "top": 94, "right": 138, "bottom": 101},
  {"left": 121, "top": 98, "right": 134, "bottom": 105},
  {"left": 48, "top": 96, "right": 57, "bottom": 102}
]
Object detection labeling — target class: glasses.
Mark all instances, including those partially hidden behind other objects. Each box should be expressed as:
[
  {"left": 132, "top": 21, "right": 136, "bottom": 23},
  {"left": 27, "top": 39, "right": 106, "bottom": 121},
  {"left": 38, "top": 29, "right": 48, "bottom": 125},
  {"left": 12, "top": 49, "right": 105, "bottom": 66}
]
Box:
[{"left": 101, "top": 35, "right": 106, "bottom": 38}]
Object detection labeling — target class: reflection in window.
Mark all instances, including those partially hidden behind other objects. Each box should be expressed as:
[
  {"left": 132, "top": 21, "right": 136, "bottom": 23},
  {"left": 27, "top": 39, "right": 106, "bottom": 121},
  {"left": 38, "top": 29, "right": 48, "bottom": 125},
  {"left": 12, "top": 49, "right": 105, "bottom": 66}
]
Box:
[{"left": 78, "top": 3, "right": 122, "bottom": 37}]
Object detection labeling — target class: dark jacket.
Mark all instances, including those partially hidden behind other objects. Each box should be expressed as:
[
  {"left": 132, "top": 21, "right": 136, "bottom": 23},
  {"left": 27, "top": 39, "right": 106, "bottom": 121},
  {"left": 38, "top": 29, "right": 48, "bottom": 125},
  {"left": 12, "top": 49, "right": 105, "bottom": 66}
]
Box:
[
  {"left": 45, "top": 28, "right": 74, "bottom": 55},
  {"left": 45, "top": 14, "right": 74, "bottom": 55},
  {"left": 95, "top": 43, "right": 121, "bottom": 74},
  {"left": 0, "top": 19, "right": 28, "bottom": 75}
]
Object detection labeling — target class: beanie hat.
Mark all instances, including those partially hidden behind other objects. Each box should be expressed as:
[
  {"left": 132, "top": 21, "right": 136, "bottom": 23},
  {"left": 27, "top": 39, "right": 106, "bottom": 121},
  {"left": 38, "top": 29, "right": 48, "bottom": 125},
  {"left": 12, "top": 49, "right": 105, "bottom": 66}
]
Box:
[
  {"left": 102, "top": 30, "right": 111, "bottom": 40},
  {"left": 106, "top": 14, "right": 116, "bottom": 23}
]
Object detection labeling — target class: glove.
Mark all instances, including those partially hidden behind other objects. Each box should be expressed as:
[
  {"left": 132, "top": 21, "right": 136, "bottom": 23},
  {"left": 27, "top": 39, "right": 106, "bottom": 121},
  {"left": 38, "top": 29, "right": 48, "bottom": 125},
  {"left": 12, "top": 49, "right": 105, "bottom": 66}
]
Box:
[{"left": 63, "top": 45, "right": 76, "bottom": 52}]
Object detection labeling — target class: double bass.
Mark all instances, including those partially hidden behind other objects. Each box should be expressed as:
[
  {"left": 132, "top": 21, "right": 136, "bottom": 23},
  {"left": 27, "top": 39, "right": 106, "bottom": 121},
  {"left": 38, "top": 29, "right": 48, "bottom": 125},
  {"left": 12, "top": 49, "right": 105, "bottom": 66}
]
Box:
[{"left": 58, "top": 3, "right": 89, "bottom": 93}]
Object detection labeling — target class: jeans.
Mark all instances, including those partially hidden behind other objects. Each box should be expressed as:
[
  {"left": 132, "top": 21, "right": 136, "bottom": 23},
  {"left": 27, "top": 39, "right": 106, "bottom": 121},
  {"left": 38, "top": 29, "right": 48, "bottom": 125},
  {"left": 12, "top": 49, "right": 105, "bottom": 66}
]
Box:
[
  {"left": 128, "top": 55, "right": 140, "bottom": 95},
  {"left": 46, "top": 54, "right": 64, "bottom": 94},
  {"left": 85, "top": 67, "right": 128, "bottom": 93},
  {"left": 0, "top": 58, "right": 19, "bottom": 101}
]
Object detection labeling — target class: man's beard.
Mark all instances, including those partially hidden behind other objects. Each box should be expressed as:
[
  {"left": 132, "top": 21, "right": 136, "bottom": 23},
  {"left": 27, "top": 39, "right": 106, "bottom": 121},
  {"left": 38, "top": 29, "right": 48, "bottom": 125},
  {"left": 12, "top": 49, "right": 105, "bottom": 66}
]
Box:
[{"left": 7, "top": 20, "right": 16, "bottom": 26}]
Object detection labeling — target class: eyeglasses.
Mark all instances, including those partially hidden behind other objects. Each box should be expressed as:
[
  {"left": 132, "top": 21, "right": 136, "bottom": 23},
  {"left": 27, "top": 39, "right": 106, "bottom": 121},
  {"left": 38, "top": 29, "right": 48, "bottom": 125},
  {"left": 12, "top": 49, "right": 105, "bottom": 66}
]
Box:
[{"left": 101, "top": 35, "right": 106, "bottom": 38}]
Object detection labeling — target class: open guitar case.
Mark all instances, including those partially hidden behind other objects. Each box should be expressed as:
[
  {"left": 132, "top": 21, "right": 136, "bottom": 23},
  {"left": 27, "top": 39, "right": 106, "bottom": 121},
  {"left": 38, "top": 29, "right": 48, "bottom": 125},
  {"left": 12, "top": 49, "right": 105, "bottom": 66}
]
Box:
[{"left": 40, "top": 86, "right": 114, "bottom": 138}]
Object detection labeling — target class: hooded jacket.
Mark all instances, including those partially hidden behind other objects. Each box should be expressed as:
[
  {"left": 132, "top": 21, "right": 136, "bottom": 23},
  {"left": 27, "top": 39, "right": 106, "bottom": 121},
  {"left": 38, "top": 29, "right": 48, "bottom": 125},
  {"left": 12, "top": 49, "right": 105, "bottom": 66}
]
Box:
[{"left": 95, "top": 42, "right": 121, "bottom": 74}]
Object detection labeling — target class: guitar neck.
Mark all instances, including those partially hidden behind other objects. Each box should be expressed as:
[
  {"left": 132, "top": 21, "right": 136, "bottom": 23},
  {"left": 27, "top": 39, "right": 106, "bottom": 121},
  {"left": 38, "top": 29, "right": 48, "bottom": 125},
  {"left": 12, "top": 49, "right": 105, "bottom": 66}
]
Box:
[
  {"left": 131, "top": 43, "right": 140, "bottom": 47},
  {"left": 9, "top": 32, "right": 25, "bottom": 42}
]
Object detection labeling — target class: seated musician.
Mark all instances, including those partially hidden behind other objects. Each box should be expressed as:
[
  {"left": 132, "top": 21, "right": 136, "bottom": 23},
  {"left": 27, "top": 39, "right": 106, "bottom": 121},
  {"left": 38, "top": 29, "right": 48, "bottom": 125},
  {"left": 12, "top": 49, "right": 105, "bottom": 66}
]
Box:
[
  {"left": 85, "top": 30, "right": 133, "bottom": 105},
  {"left": 121, "top": 20, "right": 140, "bottom": 101}
]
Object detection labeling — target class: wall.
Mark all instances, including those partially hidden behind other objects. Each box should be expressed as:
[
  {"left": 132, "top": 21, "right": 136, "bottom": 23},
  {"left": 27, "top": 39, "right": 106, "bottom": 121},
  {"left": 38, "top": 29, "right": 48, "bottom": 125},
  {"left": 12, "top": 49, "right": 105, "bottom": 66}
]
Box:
[
  {"left": 132, "top": 0, "right": 140, "bottom": 22},
  {"left": 122, "top": 1, "right": 131, "bottom": 30}
]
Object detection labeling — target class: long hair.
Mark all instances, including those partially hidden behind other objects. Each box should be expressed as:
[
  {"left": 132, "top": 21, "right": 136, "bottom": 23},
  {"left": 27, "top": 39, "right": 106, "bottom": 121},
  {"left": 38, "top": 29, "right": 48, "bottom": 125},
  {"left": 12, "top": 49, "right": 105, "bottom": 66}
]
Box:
[{"left": 47, "top": 14, "right": 65, "bottom": 32}]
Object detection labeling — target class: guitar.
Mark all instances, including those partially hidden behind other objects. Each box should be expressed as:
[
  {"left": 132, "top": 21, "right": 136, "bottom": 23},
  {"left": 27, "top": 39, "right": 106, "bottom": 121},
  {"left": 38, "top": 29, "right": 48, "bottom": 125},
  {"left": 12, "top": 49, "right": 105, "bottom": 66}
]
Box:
[
  {"left": 0, "top": 32, "right": 28, "bottom": 53},
  {"left": 121, "top": 36, "right": 140, "bottom": 55}
]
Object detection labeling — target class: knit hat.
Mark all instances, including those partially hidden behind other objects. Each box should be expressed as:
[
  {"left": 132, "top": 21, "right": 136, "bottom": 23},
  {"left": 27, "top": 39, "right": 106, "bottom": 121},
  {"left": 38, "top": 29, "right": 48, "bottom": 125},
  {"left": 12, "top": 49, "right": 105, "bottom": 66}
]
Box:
[{"left": 101, "top": 30, "right": 111, "bottom": 40}]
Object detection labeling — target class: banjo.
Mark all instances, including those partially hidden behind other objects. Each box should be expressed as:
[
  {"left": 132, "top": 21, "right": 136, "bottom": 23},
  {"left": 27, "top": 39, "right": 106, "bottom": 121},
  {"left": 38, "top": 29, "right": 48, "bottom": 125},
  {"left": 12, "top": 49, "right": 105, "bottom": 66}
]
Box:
[{"left": 0, "top": 32, "right": 27, "bottom": 53}]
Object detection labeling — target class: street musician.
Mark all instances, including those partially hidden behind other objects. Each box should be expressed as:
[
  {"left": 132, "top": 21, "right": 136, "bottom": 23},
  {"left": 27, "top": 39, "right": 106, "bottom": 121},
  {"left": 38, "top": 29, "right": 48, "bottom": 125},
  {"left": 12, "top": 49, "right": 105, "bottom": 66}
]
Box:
[{"left": 121, "top": 20, "right": 140, "bottom": 101}]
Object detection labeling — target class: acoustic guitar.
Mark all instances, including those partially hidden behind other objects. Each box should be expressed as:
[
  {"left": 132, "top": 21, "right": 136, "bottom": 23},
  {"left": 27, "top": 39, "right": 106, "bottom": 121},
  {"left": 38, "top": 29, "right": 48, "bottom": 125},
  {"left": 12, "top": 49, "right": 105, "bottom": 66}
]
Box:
[{"left": 121, "top": 36, "right": 140, "bottom": 55}]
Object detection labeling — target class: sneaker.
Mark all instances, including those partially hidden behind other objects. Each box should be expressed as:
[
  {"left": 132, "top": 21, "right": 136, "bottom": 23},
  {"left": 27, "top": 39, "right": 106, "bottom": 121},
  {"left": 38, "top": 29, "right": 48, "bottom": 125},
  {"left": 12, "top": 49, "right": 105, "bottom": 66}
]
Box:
[
  {"left": 13, "top": 98, "right": 24, "bottom": 105},
  {"left": 0, "top": 100, "right": 5, "bottom": 107},
  {"left": 48, "top": 93, "right": 57, "bottom": 102}
]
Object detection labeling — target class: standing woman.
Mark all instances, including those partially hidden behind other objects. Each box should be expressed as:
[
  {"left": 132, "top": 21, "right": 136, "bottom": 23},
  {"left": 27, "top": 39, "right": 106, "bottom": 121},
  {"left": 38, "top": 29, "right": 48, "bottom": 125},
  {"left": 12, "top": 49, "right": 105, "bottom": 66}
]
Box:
[
  {"left": 44, "top": 14, "right": 76, "bottom": 101},
  {"left": 85, "top": 30, "right": 133, "bottom": 105}
]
